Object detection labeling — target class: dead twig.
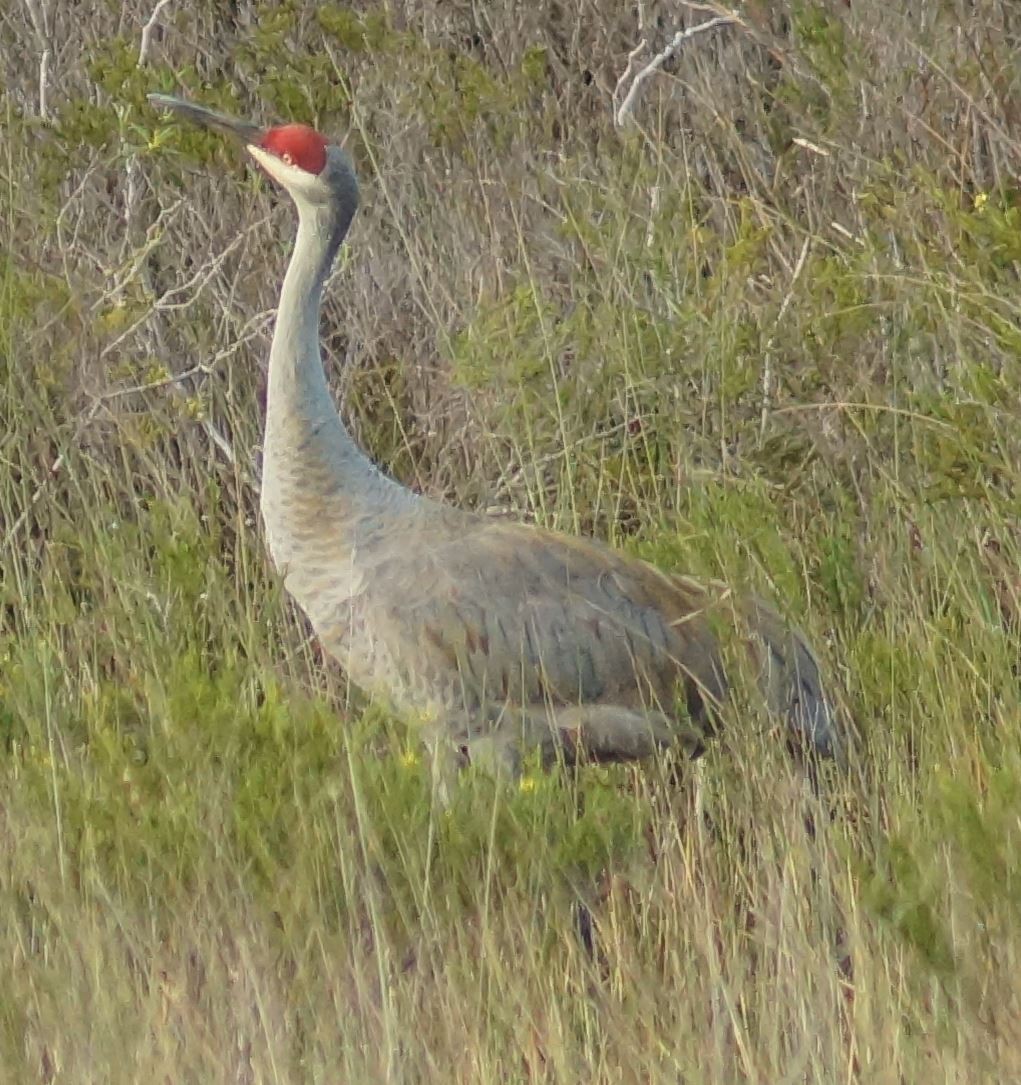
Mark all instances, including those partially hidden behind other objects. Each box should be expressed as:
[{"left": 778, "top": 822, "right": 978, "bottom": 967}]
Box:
[
  {"left": 614, "top": 14, "right": 739, "bottom": 128},
  {"left": 138, "top": 0, "right": 173, "bottom": 66},
  {"left": 760, "top": 237, "right": 812, "bottom": 439},
  {"left": 20, "top": 0, "right": 52, "bottom": 121}
]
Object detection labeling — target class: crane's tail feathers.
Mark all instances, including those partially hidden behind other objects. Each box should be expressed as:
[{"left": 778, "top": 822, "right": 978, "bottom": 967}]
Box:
[{"left": 744, "top": 600, "right": 846, "bottom": 766}]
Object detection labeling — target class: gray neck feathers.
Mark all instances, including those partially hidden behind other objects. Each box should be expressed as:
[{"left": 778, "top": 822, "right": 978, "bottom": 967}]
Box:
[
  {"left": 267, "top": 198, "right": 349, "bottom": 416},
  {"left": 260, "top": 175, "right": 414, "bottom": 565}
]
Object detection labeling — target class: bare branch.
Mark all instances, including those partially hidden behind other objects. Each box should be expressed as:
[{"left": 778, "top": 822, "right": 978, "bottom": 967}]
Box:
[
  {"left": 95, "top": 219, "right": 266, "bottom": 367},
  {"left": 614, "top": 16, "right": 738, "bottom": 129},
  {"left": 612, "top": 38, "right": 649, "bottom": 118},
  {"left": 21, "top": 0, "right": 52, "bottom": 120},
  {"left": 125, "top": 0, "right": 175, "bottom": 252},
  {"left": 94, "top": 0, "right": 252, "bottom": 483},
  {"left": 138, "top": 0, "right": 173, "bottom": 67}
]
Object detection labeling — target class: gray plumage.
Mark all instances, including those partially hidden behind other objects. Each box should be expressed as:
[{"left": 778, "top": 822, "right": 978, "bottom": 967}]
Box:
[{"left": 149, "top": 94, "right": 845, "bottom": 777}]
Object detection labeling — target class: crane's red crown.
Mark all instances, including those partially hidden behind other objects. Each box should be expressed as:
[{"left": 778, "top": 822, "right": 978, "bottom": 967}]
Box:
[{"left": 260, "top": 124, "right": 328, "bottom": 175}]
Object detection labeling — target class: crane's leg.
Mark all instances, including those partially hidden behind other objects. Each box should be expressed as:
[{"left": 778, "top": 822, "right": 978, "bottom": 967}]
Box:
[{"left": 422, "top": 725, "right": 464, "bottom": 810}]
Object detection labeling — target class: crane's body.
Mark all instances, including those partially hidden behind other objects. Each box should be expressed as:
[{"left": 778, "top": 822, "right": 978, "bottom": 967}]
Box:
[{"left": 149, "top": 94, "right": 845, "bottom": 773}]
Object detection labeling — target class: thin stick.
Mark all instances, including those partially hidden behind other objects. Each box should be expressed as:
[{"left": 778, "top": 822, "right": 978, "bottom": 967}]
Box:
[
  {"left": 21, "top": 0, "right": 51, "bottom": 120},
  {"left": 612, "top": 38, "right": 649, "bottom": 121},
  {"left": 760, "top": 237, "right": 811, "bottom": 438},
  {"left": 138, "top": 0, "right": 173, "bottom": 66},
  {"left": 615, "top": 16, "right": 736, "bottom": 128}
]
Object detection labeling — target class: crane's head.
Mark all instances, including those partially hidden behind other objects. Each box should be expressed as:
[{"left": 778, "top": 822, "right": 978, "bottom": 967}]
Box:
[{"left": 147, "top": 94, "right": 357, "bottom": 215}]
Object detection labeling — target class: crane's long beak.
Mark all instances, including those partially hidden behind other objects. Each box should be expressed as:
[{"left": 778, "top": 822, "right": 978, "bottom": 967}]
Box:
[{"left": 147, "top": 93, "right": 266, "bottom": 147}]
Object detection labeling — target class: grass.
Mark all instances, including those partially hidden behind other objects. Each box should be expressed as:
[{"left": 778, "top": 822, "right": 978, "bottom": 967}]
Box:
[{"left": 2, "top": 0, "right": 1021, "bottom": 1080}]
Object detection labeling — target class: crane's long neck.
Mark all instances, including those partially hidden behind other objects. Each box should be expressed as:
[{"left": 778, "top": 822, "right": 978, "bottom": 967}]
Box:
[
  {"left": 260, "top": 194, "right": 415, "bottom": 590},
  {"left": 265, "top": 200, "right": 350, "bottom": 438}
]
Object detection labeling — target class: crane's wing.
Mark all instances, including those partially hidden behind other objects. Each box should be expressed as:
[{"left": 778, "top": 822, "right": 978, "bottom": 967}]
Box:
[
  {"left": 357, "top": 518, "right": 727, "bottom": 717},
  {"left": 348, "top": 516, "right": 842, "bottom": 762}
]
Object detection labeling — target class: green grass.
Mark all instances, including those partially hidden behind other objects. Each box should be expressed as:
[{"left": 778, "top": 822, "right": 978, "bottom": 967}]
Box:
[{"left": 3, "top": 1, "right": 1021, "bottom": 1080}]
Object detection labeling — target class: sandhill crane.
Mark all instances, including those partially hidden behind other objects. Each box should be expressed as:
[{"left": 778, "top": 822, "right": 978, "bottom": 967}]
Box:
[{"left": 148, "top": 94, "right": 845, "bottom": 785}]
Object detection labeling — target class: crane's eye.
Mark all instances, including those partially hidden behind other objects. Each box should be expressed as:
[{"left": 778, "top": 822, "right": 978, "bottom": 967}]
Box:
[{"left": 282, "top": 152, "right": 294, "bottom": 166}]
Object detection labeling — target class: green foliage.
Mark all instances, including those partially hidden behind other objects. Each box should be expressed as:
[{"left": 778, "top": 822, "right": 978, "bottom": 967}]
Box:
[
  {"left": 859, "top": 754, "right": 1021, "bottom": 1021},
  {"left": 935, "top": 765, "right": 1021, "bottom": 919},
  {"left": 450, "top": 281, "right": 555, "bottom": 393},
  {"left": 786, "top": 2, "right": 859, "bottom": 123},
  {"left": 436, "top": 761, "right": 648, "bottom": 888},
  {"left": 861, "top": 835, "right": 956, "bottom": 976},
  {"left": 316, "top": 5, "right": 395, "bottom": 53}
]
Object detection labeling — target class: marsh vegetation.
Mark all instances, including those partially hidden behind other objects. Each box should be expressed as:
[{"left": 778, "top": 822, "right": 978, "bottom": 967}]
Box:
[{"left": 2, "top": 1, "right": 1020, "bottom": 1080}]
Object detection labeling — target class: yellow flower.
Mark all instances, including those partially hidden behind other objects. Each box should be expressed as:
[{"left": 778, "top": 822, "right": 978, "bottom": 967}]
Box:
[
  {"left": 974, "top": 192, "right": 989, "bottom": 213},
  {"left": 518, "top": 775, "right": 537, "bottom": 794},
  {"left": 399, "top": 750, "right": 419, "bottom": 769}
]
